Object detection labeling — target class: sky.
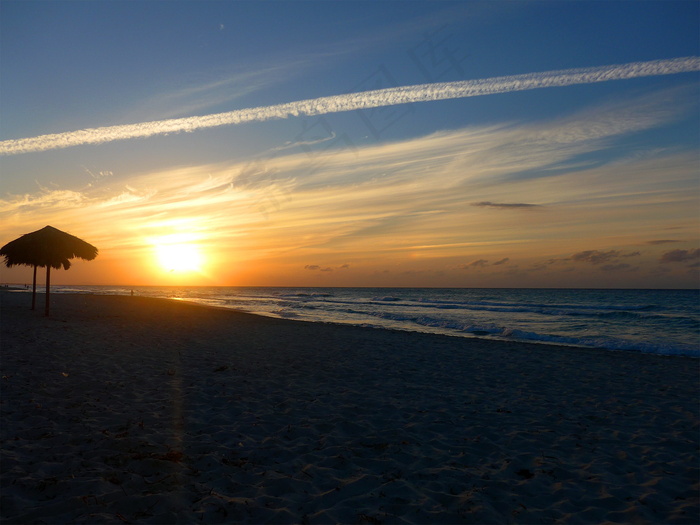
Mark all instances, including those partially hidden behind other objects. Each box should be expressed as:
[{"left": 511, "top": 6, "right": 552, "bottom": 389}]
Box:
[{"left": 1, "top": 1, "right": 698, "bottom": 288}]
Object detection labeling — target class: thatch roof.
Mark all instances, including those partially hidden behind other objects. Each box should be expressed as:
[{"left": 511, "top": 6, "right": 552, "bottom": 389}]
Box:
[{"left": 0, "top": 225, "right": 98, "bottom": 270}]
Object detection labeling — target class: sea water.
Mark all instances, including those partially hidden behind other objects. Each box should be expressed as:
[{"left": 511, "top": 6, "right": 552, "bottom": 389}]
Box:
[{"left": 33, "top": 286, "right": 700, "bottom": 357}]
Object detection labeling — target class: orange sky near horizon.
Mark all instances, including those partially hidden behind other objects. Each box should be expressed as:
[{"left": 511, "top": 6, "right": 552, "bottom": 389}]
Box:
[
  {"left": 1, "top": 3, "right": 698, "bottom": 290},
  {"left": 2, "top": 123, "right": 698, "bottom": 289}
]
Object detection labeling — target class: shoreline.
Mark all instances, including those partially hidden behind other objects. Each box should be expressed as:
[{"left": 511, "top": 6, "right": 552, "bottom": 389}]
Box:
[
  {"left": 1, "top": 291, "right": 698, "bottom": 523},
  {"left": 4, "top": 287, "right": 698, "bottom": 358}
]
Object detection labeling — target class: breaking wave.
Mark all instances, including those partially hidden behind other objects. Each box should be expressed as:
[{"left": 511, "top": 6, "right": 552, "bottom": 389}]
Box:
[{"left": 43, "top": 286, "right": 699, "bottom": 357}]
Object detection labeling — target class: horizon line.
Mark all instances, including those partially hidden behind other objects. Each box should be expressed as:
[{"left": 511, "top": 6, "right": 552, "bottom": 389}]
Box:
[{"left": 1, "top": 283, "right": 696, "bottom": 291}]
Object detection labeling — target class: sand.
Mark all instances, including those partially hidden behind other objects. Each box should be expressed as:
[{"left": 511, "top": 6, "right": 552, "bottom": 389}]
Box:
[{"left": 1, "top": 290, "right": 698, "bottom": 524}]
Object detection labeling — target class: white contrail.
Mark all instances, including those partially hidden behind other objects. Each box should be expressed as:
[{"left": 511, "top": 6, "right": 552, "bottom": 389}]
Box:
[{"left": 1, "top": 56, "right": 698, "bottom": 156}]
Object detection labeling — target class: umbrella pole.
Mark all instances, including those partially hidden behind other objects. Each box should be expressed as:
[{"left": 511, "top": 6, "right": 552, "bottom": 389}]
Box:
[
  {"left": 31, "top": 265, "right": 37, "bottom": 310},
  {"left": 45, "top": 266, "right": 51, "bottom": 317}
]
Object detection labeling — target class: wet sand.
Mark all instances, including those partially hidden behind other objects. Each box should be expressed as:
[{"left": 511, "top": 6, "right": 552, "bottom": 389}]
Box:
[{"left": 1, "top": 291, "right": 698, "bottom": 524}]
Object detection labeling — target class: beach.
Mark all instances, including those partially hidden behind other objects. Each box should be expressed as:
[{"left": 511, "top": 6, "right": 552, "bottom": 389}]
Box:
[{"left": 1, "top": 291, "right": 698, "bottom": 524}]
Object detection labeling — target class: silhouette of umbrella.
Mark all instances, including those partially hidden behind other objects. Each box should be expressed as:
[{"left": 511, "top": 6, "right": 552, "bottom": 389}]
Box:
[{"left": 0, "top": 226, "right": 98, "bottom": 316}]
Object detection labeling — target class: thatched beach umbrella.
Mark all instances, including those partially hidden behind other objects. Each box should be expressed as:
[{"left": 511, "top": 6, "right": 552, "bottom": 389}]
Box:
[{"left": 0, "top": 226, "right": 98, "bottom": 316}]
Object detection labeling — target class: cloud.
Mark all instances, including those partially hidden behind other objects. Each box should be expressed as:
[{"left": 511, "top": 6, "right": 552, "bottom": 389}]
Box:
[
  {"left": 570, "top": 250, "right": 640, "bottom": 265},
  {"left": 273, "top": 132, "right": 339, "bottom": 153},
  {"left": 0, "top": 186, "right": 86, "bottom": 213},
  {"left": 570, "top": 250, "right": 619, "bottom": 264},
  {"left": 458, "top": 258, "right": 510, "bottom": 269},
  {"left": 1, "top": 87, "right": 696, "bottom": 283},
  {"left": 659, "top": 248, "right": 700, "bottom": 263},
  {"left": 2, "top": 57, "right": 697, "bottom": 155},
  {"left": 305, "top": 264, "right": 348, "bottom": 272},
  {"left": 646, "top": 239, "right": 681, "bottom": 245},
  {"left": 471, "top": 201, "right": 541, "bottom": 209},
  {"left": 601, "top": 263, "right": 636, "bottom": 272},
  {"left": 118, "top": 62, "right": 312, "bottom": 123}
]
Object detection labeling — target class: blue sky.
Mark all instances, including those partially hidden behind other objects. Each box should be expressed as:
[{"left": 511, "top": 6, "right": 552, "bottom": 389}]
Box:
[{"left": 1, "top": 1, "right": 698, "bottom": 287}]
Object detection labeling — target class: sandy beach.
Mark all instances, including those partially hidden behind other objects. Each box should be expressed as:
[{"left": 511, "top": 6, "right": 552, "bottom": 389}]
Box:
[{"left": 1, "top": 290, "right": 698, "bottom": 524}]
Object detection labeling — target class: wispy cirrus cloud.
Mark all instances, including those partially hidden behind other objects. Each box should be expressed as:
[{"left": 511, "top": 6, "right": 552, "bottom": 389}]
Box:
[
  {"left": 471, "top": 201, "right": 541, "bottom": 209},
  {"left": 2, "top": 88, "right": 697, "bottom": 276},
  {"left": 118, "top": 62, "right": 312, "bottom": 123},
  {"left": 0, "top": 187, "right": 86, "bottom": 212},
  {"left": 1, "top": 57, "right": 697, "bottom": 156}
]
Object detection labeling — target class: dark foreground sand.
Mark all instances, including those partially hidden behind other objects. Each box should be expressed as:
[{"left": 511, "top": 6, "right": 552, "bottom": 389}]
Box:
[{"left": 1, "top": 291, "right": 698, "bottom": 524}]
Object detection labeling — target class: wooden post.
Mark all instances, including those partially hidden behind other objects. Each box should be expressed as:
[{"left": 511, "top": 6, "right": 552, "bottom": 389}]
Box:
[
  {"left": 45, "top": 266, "right": 51, "bottom": 317},
  {"left": 31, "top": 265, "right": 37, "bottom": 310}
]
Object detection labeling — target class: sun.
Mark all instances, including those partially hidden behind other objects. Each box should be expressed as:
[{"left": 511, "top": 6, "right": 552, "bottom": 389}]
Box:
[{"left": 155, "top": 242, "right": 203, "bottom": 273}]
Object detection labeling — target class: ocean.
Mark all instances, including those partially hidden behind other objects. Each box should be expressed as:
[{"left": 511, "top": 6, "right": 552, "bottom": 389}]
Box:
[{"left": 14, "top": 285, "right": 697, "bottom": 358}]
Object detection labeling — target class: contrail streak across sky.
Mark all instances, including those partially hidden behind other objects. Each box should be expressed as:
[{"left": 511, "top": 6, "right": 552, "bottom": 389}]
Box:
[{"left": 1, "top": 57, "right": 698, "bottom": 156}]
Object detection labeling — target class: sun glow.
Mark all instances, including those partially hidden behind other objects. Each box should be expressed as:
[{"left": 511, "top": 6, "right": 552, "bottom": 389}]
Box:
[
  {"left": 156, "top": 243, "right": 202, "bottom": 272},
  {"left": 153, "top": 238, "right": 204, "bottom": 274}
]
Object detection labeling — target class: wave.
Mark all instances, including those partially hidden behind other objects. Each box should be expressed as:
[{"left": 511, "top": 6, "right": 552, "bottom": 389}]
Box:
[
  {"left": 411, "top": 299, "right": 661, "bottom": 317},
  {"left": 280, "top": 291, "right": 659, "bottom": 312},
  {"left": 275, "top": 304, "right": 699, "bottom": 357},
  {"left": 367, "top": 310, "right": 699, "bottom": 357},
  {"left": 277, "top": 292, "right": 335, "bottom": 298},
  {"left": 498, "top": 328, "right": 699, "bottom": 358},
  {"left": 278, "top": 293, "right": 689, "bottom": 323},
  {"left": 29, "top": 286, "right": 699, "bottom": 358}
]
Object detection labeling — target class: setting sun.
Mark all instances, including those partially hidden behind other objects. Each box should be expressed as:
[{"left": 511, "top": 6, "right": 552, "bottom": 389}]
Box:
[{"left": 154, "top": 241, "right": 204, "bottom": 273}]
